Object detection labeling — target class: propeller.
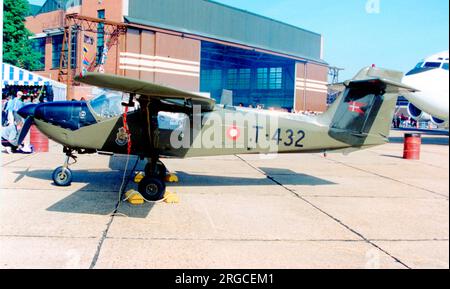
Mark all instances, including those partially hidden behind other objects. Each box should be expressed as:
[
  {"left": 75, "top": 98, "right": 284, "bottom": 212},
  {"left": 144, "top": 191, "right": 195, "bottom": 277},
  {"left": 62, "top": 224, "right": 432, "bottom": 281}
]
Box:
[
  {"left": 15, "top": 116, "right": 34, "bottom": 147},
  {"left": 15, "top": 104, "right": 38, "bottom": 147}
]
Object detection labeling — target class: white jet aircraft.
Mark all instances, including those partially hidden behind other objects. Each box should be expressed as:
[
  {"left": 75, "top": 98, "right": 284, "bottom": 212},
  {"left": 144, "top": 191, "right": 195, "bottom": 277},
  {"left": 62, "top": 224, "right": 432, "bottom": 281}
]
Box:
[{"left": 402, "top": 51, "right": 449, "bottom": 125}]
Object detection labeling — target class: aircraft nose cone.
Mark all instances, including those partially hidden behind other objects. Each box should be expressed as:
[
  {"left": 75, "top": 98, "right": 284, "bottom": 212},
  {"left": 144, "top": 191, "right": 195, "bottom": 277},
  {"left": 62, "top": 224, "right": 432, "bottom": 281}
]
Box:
[{"left": 18, "top": 103, "right": 38, "bottom": 119}]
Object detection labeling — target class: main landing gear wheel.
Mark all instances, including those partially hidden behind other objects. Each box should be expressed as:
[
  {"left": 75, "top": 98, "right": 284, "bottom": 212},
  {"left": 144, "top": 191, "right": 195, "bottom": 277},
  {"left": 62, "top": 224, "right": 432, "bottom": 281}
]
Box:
[
  {"left": 138, "top": 176, "right": 166, "bottom": 201},
  {"left": 52, "top": 166, "right": 73, "bottom": 186}
]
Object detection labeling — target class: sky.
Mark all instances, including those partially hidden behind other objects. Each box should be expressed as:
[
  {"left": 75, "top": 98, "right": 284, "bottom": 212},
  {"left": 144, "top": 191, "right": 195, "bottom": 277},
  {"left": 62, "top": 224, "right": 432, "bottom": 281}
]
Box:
[{"left": 28, "top": 0, "right": 449, "bottom": 80}]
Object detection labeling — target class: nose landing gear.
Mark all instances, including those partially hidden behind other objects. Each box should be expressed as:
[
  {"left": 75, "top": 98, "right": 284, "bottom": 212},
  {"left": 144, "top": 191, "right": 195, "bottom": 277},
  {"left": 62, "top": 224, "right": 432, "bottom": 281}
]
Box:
[{"left": 52, "top": 148, "right": 77, "bottom": 187}]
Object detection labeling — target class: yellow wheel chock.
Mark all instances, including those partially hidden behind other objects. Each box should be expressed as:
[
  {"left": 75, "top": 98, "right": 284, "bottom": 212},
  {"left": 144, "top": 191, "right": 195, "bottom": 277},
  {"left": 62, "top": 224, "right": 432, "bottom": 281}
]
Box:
[
  {"left": 165, "top": 173, "right": 179, "bottom": 183},
  {"left": 133, "top": 171, "right": 145, "bottom": 184},
  {"left": 134, "top": 172, "right": 178, "bottom": 184},
  {"left": 163, "top": 190, "right": 180, "bottom": 204},
  {"left": 124, "top": 189, "right": 145, "bottom": 205}
]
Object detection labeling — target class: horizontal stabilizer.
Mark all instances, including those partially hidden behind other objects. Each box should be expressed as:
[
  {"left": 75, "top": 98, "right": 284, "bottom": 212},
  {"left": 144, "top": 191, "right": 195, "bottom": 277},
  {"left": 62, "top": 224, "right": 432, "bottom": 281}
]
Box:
[{"left": 329, "top": 67, "right": 419, "bottom": 93}]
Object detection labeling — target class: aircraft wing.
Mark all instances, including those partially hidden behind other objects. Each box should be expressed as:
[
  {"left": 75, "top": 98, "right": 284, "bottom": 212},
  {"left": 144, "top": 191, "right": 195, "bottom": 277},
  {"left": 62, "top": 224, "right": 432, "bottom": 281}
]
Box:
[{"left": 75, "top": 73, "right": 216, "bottom": 111}]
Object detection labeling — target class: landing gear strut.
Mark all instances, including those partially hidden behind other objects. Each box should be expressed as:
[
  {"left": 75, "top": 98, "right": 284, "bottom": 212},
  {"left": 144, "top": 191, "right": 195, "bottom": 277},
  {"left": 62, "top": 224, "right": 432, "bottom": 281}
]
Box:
[
  {"left": 52, "top": 148, "right": 77, "bottom": 187},
  {"left": 138, "top": 157, "right": 168, "bottom": 201}
]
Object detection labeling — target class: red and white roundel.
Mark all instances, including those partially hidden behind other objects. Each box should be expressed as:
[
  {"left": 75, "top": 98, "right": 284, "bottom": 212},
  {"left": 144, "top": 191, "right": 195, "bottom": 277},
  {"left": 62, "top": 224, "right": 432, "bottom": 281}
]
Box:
[{"left": 227, "top": 126, "right": 241, "bottom": 141}]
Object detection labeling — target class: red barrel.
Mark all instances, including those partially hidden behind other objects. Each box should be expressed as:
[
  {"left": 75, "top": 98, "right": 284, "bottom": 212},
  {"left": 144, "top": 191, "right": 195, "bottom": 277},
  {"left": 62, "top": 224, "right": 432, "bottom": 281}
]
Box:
[
  {"left": 403, "top": 133, "right": 421, "bottom": 160},
  {"left": 30, "top": 125, "right": 49, "bottom": 153}
]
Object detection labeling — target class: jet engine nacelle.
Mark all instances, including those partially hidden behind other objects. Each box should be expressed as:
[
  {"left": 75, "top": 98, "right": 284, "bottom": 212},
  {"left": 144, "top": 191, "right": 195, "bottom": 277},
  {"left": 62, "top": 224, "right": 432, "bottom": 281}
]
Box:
[
  {"left": 407, "top": 103, "right": 430, "bottom": 120},
  {"left": 431, "top": 116, "right": 446, "bottom": 125},
  {"left": 407, "top": 103, "right": 446, "bottom": 125}
]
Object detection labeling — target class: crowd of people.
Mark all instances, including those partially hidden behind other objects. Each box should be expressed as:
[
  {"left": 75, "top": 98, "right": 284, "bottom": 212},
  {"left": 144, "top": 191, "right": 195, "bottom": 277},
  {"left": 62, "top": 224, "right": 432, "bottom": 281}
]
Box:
[
  {"left": 1, "top": 90, "right": 38, "bottom": 154},
  {"left": 392, "top": 113, "right": 419, "bottom": 129}
]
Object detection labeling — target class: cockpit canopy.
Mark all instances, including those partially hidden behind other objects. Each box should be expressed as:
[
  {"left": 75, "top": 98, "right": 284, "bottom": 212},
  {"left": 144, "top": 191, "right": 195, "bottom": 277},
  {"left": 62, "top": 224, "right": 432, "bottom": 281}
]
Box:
[
  {"left": 88, "top": 91, "right": 125, "bottom": 119},
  {"left": 407, "top": 60, "right": 449, "bottom": 76}
]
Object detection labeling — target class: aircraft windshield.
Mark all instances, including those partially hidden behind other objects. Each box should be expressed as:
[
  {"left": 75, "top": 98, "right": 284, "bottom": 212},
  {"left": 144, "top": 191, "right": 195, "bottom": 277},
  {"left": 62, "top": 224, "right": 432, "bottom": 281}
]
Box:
[
  {"left": 423, "top": 62, "right": 441, "bottom": 68},
  {"left": 89, "top": 92, "right": 123, "bottom": 119}
]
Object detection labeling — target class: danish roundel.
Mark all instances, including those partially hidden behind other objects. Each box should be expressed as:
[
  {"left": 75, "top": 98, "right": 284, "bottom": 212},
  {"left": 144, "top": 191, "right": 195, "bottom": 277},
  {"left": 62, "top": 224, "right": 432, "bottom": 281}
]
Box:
[{"left": 226, "top": 125, "right": 241, "bottom": 141}]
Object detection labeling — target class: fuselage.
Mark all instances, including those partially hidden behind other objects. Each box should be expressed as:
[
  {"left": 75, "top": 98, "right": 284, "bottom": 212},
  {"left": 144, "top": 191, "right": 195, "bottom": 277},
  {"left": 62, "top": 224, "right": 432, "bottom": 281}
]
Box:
[
  {"left": 29, "top": 100, "right": 348, "bottom": 158},
  {"left": 19, "top": 70, "right": 402, "bottom": 159},
  {"left": 402, "top": 51, "right": 449, "bottom": 121}
]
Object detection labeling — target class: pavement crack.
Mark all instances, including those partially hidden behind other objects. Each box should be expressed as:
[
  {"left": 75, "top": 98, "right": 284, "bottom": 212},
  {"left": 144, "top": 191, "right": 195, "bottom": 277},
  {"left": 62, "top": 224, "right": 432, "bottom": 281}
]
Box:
[
  {"left": 88, "top": 200, "right": 121, "bottom": 269},
  {"left": 235, "top": 155, "right": 412, "bottom": 269},
  {"left": 301, "top": 195, "right": 444, "bottom": 200},
  {"left": 0, "top": 234, "right": 98, "bottom": 239},
  {"left": 106, "top": 236, "right": 365, "bottom": 242},
  {"left": 2, "top": 153, "right": 38, "bottom": 167},
  {"left": 104, "top": 236, "right": 449, "bottom": 243}
]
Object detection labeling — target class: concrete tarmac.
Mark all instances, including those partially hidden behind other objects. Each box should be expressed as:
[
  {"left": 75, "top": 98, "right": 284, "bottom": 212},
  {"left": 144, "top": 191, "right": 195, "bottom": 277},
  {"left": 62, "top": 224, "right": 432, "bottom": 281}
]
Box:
[{"left": 0, "top": 130, "right": 448, "bottom": 269}]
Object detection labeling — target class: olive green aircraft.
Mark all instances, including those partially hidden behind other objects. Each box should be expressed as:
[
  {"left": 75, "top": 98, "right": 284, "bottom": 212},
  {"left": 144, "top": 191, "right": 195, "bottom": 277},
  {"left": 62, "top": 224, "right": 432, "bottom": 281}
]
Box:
[{"left": 17, "top": 66, "right": 415, "bottom": 200}]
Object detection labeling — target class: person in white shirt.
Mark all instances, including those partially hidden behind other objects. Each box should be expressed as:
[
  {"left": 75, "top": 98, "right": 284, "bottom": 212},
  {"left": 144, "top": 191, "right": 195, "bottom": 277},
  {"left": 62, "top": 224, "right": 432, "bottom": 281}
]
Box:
[{"left": 1, "top": 122, "right": 19, "bottom": 154}]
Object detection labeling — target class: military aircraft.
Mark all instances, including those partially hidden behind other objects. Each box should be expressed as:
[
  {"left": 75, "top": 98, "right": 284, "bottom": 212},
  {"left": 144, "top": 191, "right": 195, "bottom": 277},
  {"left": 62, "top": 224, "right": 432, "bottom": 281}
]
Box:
[{"left": 16, "top": 66, "right": 415, "bottom": 201}]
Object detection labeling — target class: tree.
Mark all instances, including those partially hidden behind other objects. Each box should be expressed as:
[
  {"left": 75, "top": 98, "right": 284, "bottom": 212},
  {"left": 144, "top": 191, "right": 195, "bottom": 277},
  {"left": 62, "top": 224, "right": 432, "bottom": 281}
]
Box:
[{"left": 3, "top": 0, "right": 43, "bottom": 70}]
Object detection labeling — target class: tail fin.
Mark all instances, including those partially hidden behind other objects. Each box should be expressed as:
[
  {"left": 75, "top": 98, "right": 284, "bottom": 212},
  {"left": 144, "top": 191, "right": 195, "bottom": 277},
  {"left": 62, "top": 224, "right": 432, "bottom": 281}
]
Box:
[{"left": 320, "top": 66, "right": 416, "bottom": 147}]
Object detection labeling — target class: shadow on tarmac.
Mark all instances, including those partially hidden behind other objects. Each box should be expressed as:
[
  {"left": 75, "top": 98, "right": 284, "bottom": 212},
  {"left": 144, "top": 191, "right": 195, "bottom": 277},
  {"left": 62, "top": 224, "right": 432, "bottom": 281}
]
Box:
[
  {"left": 13, "top": 166, "right": 335, "bottom": 218},
  {"left": 171, "top": 169, "right": 335, "bottom": 187},
  {"left": 13, "top": 168, "right": 155, "bottom": 218}
]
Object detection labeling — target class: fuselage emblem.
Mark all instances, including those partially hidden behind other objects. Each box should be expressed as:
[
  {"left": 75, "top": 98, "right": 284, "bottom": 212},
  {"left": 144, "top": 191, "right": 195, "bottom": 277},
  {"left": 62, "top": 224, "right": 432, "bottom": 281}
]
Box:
[
  {"left": 116, "top": 127, "right": 129, "bottom": 146},
  {"left": 227, "top": 126, "right": 241, "bottom": 141}
]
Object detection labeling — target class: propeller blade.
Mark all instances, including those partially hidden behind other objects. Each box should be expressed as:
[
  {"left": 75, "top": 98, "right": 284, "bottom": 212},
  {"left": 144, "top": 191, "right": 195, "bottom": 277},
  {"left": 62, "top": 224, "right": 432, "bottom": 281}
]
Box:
[{"left": 16, "top": 117, "right": 33, "bottom": 147}]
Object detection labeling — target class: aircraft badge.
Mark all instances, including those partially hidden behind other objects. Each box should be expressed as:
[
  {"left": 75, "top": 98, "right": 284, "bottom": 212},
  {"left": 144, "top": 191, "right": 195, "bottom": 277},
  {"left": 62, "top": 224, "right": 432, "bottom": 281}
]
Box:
[{"left": 116, "top": 127, "right": 129, "bottom": 146}]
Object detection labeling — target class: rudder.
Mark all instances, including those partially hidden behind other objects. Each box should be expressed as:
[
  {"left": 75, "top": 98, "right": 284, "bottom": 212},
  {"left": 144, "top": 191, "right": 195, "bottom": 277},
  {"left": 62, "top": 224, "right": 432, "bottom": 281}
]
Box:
[{"left": 320, "top": 67, "right": 416, "bottom": 147}]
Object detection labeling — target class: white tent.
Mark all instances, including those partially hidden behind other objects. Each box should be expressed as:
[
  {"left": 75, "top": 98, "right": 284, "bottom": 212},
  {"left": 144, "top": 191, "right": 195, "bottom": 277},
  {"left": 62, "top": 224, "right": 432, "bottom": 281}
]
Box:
[{"left": 1, "top": 62, "right": 67, "bottom": 101}]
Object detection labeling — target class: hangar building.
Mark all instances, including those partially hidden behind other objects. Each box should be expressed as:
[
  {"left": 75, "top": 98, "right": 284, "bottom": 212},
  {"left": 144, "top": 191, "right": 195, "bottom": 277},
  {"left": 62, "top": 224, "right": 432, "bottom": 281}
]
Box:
[{"left": 26, "top": 0, "right": 329, "bottom": 112}]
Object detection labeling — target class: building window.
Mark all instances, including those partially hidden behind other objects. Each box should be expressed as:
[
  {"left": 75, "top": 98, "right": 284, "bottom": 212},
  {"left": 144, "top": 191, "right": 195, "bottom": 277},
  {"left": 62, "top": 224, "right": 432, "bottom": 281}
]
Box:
[
  {"left": 239, "top": 68, "right": 251, "bottom": 89},
  {"left": 31, "top": 37, "right": 46, "bottom": 71},
  {"left": 52, "top": 31, "right": 77, "bottom": 69},
  {"left": 200, "top": 41, "right": 296, "bottom": 110},
  {"left": 269, "top": 67, "right": 283, "bottom": 89},
  {"left": 201, "top": 69, "right": 222, "bottom": 90},
  {"left": 257, "top": 68, "right": 268, "bottom": 89},
  {"left": 227, "top": 68, "right": 250, "bottom": 89},
  {"left": 96, "top": 9, "right": 105, "bottom": 65},
  {"left": 52, "top": 35, "right": 63, "bottom": 69},
  {"left": 256, "top": 67, "right": 282, "bottom": 89}
]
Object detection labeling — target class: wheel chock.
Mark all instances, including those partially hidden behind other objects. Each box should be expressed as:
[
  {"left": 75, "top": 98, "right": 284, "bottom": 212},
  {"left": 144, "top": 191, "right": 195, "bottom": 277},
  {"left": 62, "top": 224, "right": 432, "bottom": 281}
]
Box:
[
  {"left": 124, "top": 189, "right": 145, "bottom": 205},
  {"left": 134, "top": 171, "right": 145, "bottom": 184},
  {"left": 163, "top": 190, "right": 180, "bottom": 204},
  {"left": 165, "top": 173, "right": 179, "bottom": 183}
]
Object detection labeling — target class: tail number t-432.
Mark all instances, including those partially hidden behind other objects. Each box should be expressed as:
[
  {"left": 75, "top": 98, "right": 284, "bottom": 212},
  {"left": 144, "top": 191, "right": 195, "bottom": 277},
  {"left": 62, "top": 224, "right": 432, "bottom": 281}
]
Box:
[{"left": 271, "top": 128, "right": 306, "bottom": 148}]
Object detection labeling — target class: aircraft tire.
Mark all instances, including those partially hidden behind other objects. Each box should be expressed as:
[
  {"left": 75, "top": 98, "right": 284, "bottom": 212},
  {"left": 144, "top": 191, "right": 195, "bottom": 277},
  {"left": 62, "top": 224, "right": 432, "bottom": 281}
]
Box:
[
  {"left": 138, "top": 177, "right": 166, "bottom": 201},
  {"left": 52, "top": 166, "right": 73, "bottom": 187}
]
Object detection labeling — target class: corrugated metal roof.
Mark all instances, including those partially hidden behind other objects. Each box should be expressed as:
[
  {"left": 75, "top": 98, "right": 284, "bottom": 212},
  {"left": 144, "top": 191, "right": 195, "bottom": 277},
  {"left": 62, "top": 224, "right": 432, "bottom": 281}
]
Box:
[
  {"left": 33, "top": 0, "right": 81, "bottom": 15},
  {"left": 35, "top": 0, "right": 67, "bottom": 14},
  {"left": 27, "top": 4, "right": 42, "bottom": 16},
  {"left": 126, "top": 0, "right": 324, "bottom": 63}
]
